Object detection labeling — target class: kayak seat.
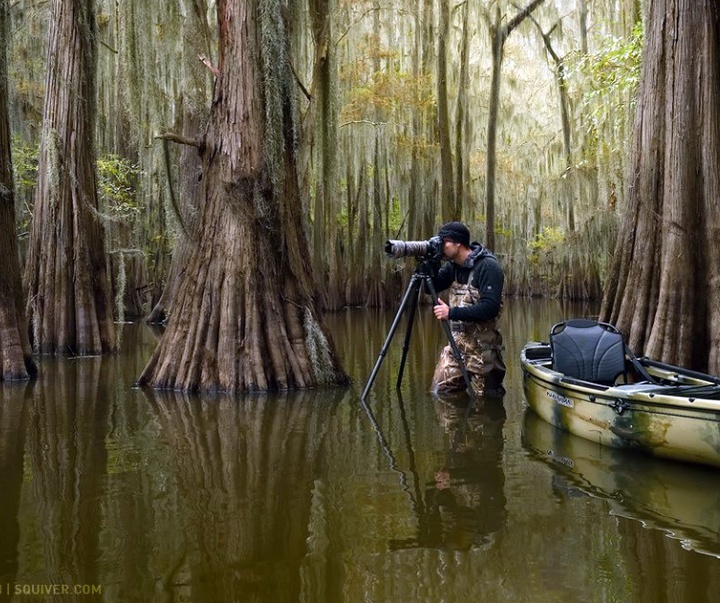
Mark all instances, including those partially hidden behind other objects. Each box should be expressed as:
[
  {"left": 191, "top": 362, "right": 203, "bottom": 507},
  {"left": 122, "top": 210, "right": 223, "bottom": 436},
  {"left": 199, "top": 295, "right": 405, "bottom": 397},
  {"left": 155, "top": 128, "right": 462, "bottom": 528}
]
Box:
[{"left": 550, "top": 319, "right": 627, "bottom": 385}]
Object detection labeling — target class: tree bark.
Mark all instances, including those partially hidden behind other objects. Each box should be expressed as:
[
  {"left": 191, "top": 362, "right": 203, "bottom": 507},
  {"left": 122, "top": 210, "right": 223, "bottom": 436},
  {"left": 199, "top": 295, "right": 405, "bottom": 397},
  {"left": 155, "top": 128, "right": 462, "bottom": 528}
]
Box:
[
  {"left": 408, "top": 0, "right": 437, "bottom": 242},
  {"left": 138, "top": 0, "right": 348, "bottom": 393},
  {"left": 601, "top": 0, "right": 720, "bottom": 373},
  {"left": 23, "top": 0, "right": 115, "bottom": 355},
  {"left": 145, "top": 113, "right": 205, "bottom": 324},
  {"left": 0, "top": 0, "right": 35, "bottom": 379},
  {"left": 306, "top": 0, "right": 340, "bottom": 309},
  {"left": 534, "top": 20, "right": 574, "bottom": 231},
  {"left": 578, "top": 0, "right": 589, "bottom": 54}
]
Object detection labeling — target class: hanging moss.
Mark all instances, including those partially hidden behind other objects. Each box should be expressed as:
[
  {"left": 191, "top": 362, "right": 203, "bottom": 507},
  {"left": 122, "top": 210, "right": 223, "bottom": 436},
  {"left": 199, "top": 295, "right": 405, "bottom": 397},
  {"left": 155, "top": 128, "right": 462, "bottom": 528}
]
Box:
[
  {"left": 7, "top": 0, "right": 647, "bottom": 314},
  {"left": 114, "top": 250, "right": 126, "bottom": 323},
  {"left": 259, "top": 0, "right": 292, "bottom": 194},
  {"left": 303, "top": 308, "right": 341, "bottom": 385}
]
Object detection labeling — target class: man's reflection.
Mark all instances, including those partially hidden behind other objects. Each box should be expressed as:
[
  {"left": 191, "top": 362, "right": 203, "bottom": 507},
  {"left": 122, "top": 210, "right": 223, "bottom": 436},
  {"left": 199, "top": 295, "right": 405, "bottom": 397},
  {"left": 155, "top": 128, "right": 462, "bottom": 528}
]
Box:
[{"left": 391, "top": 397, "right": 506, "bottom": 551}]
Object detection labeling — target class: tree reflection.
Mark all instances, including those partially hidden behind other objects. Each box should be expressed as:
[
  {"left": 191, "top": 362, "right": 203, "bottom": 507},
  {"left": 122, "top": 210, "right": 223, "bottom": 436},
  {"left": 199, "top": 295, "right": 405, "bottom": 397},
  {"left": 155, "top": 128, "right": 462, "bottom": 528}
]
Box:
[
  {"left": 0, "top": 383, "right": 29, "bottom": 592},
  {"left": 143, "top": 388, "right": 343, "bottom": 602},
  {"left": 23, "top": 357, "right": 111, "bottom": 590}
]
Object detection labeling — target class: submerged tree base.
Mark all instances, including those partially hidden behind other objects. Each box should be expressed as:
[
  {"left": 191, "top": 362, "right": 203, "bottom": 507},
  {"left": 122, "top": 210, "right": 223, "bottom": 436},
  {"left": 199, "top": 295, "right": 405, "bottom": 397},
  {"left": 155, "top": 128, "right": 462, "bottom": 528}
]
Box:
[{"left": 137, "top": 190, "right": 349, "bottom": 394}]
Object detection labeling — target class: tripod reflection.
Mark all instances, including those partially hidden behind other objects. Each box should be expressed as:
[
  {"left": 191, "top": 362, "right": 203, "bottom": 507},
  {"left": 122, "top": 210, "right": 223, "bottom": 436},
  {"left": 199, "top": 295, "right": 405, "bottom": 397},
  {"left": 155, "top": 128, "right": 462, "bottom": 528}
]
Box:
[{"left": 361, "top": 393, "right": 506, "bottom": 551}]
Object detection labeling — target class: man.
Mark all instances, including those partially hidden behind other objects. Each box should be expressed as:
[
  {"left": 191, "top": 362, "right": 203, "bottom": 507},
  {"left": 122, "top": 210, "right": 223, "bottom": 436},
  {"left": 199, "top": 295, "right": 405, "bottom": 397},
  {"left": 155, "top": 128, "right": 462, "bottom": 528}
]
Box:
[{"left": 430, "top": 221, "right": 506, "bottom": 397}]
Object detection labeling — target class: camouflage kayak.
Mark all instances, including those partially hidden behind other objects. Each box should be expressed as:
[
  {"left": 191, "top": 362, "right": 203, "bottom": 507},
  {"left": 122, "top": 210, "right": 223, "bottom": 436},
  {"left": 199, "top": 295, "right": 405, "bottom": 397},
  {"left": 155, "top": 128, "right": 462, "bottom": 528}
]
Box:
[{"left": 520, "top": 319, "right": 720, "bottom": 469}]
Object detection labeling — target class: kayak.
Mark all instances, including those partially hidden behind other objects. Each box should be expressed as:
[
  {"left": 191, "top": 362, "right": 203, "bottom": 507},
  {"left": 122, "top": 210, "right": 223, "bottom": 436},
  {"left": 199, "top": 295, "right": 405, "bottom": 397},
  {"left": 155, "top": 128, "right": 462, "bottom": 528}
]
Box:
[{"left": 520, "top": 319, "right": 720, "bottom": 469}]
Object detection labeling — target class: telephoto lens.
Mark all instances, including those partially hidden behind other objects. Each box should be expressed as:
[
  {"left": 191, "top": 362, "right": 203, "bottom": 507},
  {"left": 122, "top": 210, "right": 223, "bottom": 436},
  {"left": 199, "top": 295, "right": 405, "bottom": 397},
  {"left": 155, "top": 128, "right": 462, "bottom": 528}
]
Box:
[{"left": 384, "top": 239, "right": 432, "bottom": 259}]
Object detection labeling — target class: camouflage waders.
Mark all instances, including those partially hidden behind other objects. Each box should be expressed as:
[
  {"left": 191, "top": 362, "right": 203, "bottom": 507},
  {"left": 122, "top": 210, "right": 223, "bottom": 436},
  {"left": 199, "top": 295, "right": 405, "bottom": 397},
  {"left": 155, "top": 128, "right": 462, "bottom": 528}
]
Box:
[{"left": 431, "top": 282, "right": 506, "bottom": 397}]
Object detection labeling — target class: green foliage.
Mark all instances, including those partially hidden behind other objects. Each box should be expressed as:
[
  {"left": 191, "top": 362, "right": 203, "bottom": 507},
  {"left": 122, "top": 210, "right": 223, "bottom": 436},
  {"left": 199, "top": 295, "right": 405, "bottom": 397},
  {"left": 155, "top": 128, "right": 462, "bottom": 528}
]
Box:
[
  {"left": 528, "top": 226, "right": 565, "bottom": 266},
  {"left": 12, "top": 137, "right": 38, "bottom": 235},
  {"left": 388, "top": 195, "right": 403, "bottom": 236},
  {"left": 97, "top": 155, "right": 142, "bottom": 219},
  {"left": 12, "top": 144, "right": 144, "bottom": 248},
  {"left": 519, "top": 226, "right": 567, "bottom": 294},
  {"left": 572, "top": 22, "right": 643, "bottom": 155},
  {"left": 579, "top": 22, "right": 643, "bottom": 99},
  {"left": 12, "top": 136, "right": 38, "bottom": 192},
  {"left": 495, "top": 225, "right": 513, "bottom": 238},
  {"left": 11, "top": 143, "right": 142, "bottom": 222}
]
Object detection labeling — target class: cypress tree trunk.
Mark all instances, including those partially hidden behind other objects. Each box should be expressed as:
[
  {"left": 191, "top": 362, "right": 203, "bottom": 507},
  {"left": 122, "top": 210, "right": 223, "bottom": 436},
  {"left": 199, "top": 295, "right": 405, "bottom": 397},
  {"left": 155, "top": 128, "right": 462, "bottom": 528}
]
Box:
[
  {"left": 0, "top": 0, "right": 35, "bottom": 379},
  {"left": 307, "top": 0, "right": 339, "bottom": 309},
  {"left": 408, "top": 0, "right": 437, "bottom": 242},
  {"left": 23, "top": 0, "right": 115, "bottom": 355},
  {"left": 601, "top": 0, "right": 720, "bottom": 373},
  {"left": 138, "top": 0, "right": 348, "bottom": 393}
]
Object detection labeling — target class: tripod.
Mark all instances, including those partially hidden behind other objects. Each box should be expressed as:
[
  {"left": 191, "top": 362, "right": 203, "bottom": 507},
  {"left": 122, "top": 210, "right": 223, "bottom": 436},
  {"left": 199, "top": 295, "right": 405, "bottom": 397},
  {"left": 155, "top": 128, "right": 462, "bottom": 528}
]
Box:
[{"left": 361, "top": 260, "right": 474, "bottom": 400}]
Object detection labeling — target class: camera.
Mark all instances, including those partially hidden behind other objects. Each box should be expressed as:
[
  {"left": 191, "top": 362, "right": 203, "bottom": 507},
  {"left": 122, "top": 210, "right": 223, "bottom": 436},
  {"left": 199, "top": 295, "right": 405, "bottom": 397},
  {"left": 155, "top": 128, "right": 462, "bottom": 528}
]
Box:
[{"left": 385, "top": 235, "right": 443, "bottom": 262}]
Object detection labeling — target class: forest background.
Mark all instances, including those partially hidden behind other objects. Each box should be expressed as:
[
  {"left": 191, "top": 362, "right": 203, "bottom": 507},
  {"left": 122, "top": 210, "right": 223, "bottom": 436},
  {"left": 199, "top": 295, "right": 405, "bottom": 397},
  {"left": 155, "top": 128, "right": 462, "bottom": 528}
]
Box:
[{"left": 7, "top": 0, "right": 642, "bottom": 321}]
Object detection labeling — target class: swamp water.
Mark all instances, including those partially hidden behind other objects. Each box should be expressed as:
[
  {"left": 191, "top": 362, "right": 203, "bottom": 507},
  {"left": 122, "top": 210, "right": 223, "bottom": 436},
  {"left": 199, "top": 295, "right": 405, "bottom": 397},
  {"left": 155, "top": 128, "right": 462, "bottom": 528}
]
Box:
[{"left": 1, "top": 298, "right": 719, "bottom": 602}]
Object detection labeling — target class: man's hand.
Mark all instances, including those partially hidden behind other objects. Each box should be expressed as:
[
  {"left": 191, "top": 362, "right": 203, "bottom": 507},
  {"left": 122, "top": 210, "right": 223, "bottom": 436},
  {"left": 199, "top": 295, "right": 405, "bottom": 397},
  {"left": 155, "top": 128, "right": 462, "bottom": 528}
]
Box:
[{"left": 433, "top": 299, "right": 450, "bottom": 321}]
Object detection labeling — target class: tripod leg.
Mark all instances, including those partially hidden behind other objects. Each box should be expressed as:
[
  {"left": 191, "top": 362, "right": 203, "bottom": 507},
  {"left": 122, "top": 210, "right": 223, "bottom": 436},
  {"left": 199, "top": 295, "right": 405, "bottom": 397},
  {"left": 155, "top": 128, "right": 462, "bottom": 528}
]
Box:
[
  {"left": 424, "top": 277, "right": 475, "bottom": 397},
  {"left": 361, "top": 278, "right": 421, "bottom": 400},
  {"left": 396, "top": 276, "right": 422, "bottom": 389}
]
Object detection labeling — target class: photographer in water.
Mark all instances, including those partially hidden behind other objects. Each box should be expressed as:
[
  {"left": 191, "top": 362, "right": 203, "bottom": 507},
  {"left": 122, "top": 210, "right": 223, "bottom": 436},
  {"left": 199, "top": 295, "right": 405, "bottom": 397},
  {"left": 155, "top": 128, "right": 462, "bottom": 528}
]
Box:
[{"left": 429, "top": 221, "right": 506, "bottom": 397}]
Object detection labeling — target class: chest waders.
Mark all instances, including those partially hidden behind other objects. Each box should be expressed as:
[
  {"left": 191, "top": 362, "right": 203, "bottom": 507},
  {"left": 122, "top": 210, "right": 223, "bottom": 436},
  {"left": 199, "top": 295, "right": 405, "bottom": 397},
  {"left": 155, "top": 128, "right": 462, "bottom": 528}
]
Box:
[{"left": 431, "top": 282, "right": 506, "bottom": 396}]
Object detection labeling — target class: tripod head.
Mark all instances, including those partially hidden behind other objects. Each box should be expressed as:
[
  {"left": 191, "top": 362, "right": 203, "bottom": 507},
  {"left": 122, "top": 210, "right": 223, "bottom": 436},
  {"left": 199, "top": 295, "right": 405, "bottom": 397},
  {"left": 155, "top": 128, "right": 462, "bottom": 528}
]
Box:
[{"left": 412, "top": 256, "right": 442, "bottom": 280}]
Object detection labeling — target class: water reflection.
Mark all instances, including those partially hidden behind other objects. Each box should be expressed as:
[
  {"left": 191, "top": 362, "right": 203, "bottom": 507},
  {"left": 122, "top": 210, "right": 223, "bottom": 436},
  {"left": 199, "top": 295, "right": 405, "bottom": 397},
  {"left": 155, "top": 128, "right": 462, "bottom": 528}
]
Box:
[
  {"left": 413, "top": 396, "right": 506, "bottom": 551},
  {"left": 142, "top": 388, "right": 344, "bottom": 602},
  {"left": 362, "top": 393, "right": 506, "bottom": 552},
  {"left": 522, "top": 409, "right": 720, "bottom": 558},
  {"left": 1, "top": 306, "right": 720, "bottom": 602},
  {"left": 0, "top": 383, "right": 29, "bottom": 593},
  {"left": 13, "top": 357, "right": 111, "bottom": 594}
]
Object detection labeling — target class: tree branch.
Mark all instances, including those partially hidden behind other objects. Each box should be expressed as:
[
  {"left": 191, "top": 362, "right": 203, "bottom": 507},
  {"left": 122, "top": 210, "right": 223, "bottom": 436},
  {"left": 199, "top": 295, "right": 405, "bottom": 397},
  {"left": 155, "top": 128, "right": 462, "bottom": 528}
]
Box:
[
  {"left": 504, "top": 0, "right": 546, "bottom": 38},
  {"left": 155, "top": 132, "right": 202, "bottom": 149},
  {"left": 289, "top": 60, "right": 311, "bottom": 102},
  {"left": 198, "top": 54, "right": 220, "bottom": 78}
]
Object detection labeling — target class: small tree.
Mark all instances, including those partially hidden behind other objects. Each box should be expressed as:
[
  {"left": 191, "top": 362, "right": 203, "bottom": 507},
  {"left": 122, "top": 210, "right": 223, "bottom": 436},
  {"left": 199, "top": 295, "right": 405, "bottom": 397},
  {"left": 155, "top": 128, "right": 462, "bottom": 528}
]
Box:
[{"left": 483, "top": 0, "right": 546, "bottom": 250}]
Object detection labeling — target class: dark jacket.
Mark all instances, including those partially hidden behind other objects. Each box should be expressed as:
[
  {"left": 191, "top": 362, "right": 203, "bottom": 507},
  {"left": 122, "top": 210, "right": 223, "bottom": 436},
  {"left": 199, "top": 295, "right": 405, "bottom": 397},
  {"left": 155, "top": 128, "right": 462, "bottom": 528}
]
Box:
[{"left": 431, "top": 243, "right": 503, "bottom": 323}]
